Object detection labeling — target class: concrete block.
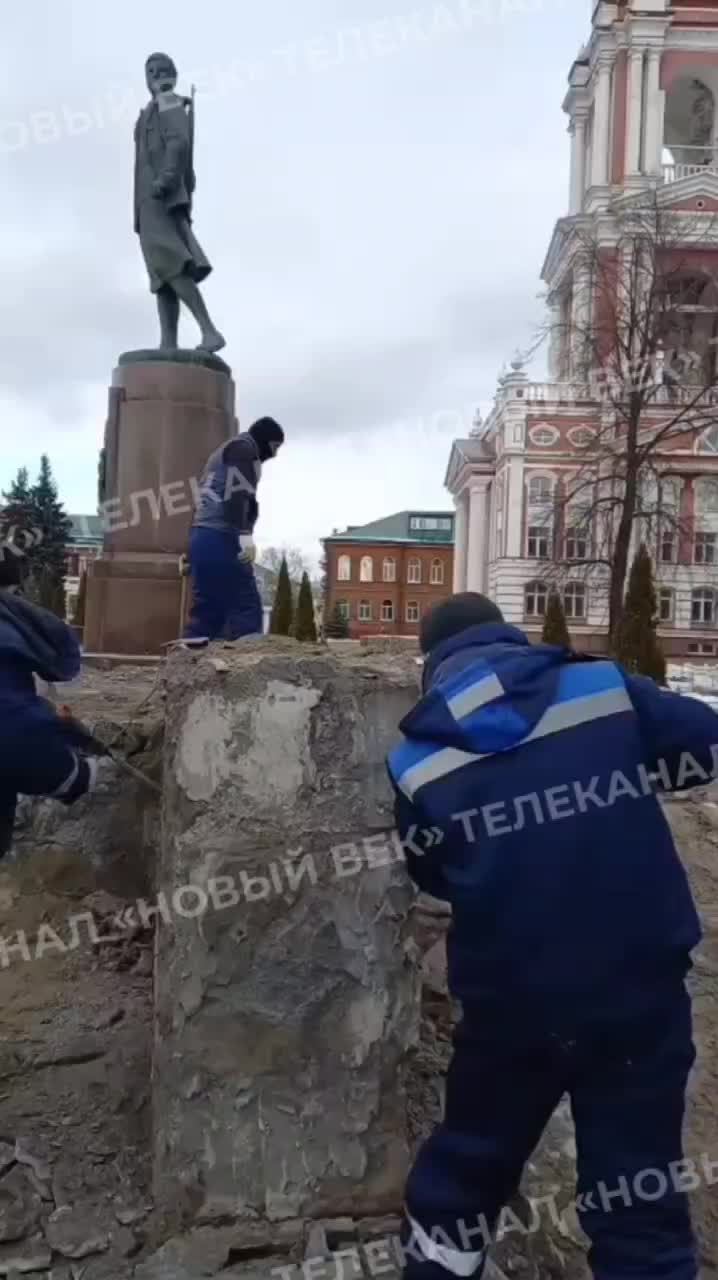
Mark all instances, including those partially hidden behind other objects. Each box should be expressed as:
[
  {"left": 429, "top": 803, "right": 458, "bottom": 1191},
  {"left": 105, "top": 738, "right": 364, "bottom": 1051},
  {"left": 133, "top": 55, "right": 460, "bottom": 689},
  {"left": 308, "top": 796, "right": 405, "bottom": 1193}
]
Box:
[{"left": 154, "top": 641, "right": 422, "bottom": 1231}]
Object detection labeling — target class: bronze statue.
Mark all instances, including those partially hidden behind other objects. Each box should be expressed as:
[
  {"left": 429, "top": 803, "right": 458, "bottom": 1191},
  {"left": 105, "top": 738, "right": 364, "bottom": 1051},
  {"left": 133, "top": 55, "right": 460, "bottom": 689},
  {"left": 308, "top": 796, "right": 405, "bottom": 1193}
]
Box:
[{"left": 134, "top": 53, "right": 225, "bottom": 354}]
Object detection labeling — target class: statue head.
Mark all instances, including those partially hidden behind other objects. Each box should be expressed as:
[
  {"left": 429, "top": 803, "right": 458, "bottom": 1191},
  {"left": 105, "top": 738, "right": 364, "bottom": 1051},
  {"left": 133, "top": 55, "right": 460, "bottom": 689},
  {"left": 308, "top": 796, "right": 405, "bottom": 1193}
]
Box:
[{"left": 145, "top": 52, "right": 178, "bottom": 97}]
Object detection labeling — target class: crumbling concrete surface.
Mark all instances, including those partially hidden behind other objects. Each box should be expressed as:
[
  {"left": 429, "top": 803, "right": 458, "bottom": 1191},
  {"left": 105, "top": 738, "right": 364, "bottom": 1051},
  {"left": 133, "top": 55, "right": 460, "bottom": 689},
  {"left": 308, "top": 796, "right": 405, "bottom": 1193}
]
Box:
[
  {"left": 3, "top": 648, "right": 718, "bottom": 1280},
  {"left": 154, "top": 641, "right": 422, "bottom": 1235},
  {"left": 13, "top": 662, "right": 163, "bottom": 899}
]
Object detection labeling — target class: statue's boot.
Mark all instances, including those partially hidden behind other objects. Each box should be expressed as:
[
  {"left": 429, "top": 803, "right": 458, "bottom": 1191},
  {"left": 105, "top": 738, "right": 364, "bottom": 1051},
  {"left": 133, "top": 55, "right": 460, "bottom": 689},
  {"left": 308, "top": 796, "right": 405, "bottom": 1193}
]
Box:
[{"left": 197, "top": 330, "right": 226, "bottom": 355}]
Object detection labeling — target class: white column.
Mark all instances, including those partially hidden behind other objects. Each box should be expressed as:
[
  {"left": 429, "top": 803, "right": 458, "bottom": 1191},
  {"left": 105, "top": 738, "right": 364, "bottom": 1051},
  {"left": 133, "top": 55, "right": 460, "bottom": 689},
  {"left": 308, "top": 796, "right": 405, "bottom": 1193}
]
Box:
[
  {"left": 570, "top": 261, "right": 591, "bottom": 379},
  {"left": 570, "top": 115, "right": 588, "bottom": 212},
  {"left": 569, "top": 113, "right": 588, "bottom": 213},
  {"left": 625, "top": 48, "right": 644, "bottom": 175},
  {"left": 547, "top": 299, "right": 562, "bottom": 379},
  {"left": 452, "top": 493, "right": 468, "bottom": 593},
  {"left": 466, "top": 481, "right": 490, "bottom": 593},
  {"left": 590, "top": 60, "right": 612, "bottom": 188},
  {"left": 642, "top": 48, "right": 663, "bottom": 177},
  {"left": 506, "top": 459, "right": 525, "bottom": 558}
]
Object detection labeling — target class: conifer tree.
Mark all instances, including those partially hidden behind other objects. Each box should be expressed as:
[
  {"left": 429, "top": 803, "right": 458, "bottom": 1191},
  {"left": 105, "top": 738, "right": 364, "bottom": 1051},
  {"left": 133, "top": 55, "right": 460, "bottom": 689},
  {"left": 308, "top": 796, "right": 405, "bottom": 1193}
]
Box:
[
  {"left": 28, "top": 456, "right": 72, "bottom": 617},
  {"left": 1, "top": 467, "right": 34, "bottom": 578},
  {"left": 541, "top": 590, "right": 571, "bottom": 647},
  {"left": 612, "top": 542, "right": 666, "bottom": 684},
  {"left": 294, "top": 572, "right": 318, "bottom": 642},
  {"left": 269, "top": 555, "right": 294, "bottom": 635}
]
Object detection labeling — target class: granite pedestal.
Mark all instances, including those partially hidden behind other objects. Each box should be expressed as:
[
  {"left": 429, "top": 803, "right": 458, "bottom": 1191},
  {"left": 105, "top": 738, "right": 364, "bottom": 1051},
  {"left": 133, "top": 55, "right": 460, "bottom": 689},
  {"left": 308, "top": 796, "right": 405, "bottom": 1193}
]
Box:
[{"left": 84, "top": 350, "right": 237, "bottom": 655}]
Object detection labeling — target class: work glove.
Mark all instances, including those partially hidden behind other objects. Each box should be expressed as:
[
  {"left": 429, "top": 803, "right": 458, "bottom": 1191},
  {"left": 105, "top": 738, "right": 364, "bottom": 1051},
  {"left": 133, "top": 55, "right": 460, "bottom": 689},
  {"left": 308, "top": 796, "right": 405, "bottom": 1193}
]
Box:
[{"left": 238, "top": 535, "right": 256, "bottom": 565}]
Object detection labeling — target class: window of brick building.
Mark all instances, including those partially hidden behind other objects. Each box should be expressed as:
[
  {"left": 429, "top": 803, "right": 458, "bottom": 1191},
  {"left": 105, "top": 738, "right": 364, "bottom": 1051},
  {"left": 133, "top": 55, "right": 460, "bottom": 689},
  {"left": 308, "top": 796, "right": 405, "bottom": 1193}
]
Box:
[
  {"left": 383, "top": 557, "right": 396, "bottom": 582},
  {"left": 407, "top": 558, "right": 421, "bottom": 584},
  {"left": 430, "top": 558, "right": 444, "bottom": 585},
  {"left": 564, "top": 527, "right": 587, "bottom": 561},
  {"left": 337, "top": 555, "right": 351, "bottom": 581},
  {"left": 527, "top": 526, "right": 551, "bottom": 559},
  {"left": 337, "top": 600, "right": 350, "bottom": 620},
  {"left": 360, "top": 556, "right": 373, "bottom": 582},
  {"left": 358, "top": 600, "right": 372, "bottom": 622},
  {"left": 381, "top": 599, "right": 394, "bottom": 622},
  {"left": 524, "top": 580, "right": 548, "bottom": 618},
  {"left": 658, "top": 588, "right": 674, "bottom": 623},
  {"left": 564, "top": 582, "right": 586, "bottom": 620},
  {"left": 529, "top": 475, "right": 553, "bottom": 504},
  {"left": 410, "top": 517, "right": 452, "bottom": 531},
  {"left": 660, "top": 530, "right": 676, "bottom": 564},
  {"left": 694, "top": 531, "right": 716, "bottom": 565},
  {"left": 692, "top": 589, "right": 715, "bottom": 625},
  {"left": 406, "top": 601, "right": 419, "bottom": 623}
]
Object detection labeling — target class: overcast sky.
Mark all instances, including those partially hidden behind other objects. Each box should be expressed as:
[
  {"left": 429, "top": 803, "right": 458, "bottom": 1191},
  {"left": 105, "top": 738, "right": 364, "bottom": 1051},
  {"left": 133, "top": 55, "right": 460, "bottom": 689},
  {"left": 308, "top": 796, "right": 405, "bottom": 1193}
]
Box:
[{"left": 0, "top": 0, "right": 584, "bottom": 566}]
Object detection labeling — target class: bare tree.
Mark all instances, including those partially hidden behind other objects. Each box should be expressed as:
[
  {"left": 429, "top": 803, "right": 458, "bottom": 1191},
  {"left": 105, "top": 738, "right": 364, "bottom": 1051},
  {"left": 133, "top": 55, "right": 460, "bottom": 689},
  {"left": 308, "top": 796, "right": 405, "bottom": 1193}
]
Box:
[
  {"left": 541, "top": 193, "right": 718, "bottom": 635},
  {"left": 259, "top": 545, "right": 309, "bottom": 583}
]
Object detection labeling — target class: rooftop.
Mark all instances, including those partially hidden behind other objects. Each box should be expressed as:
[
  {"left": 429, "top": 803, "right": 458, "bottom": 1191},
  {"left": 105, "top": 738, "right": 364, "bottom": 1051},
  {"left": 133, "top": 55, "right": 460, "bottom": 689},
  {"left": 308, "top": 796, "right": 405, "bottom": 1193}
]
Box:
[
  {"left": 324, "top": 510, "right": 454, "bottom": 545},
  {"left": 68, "top": 514, "right": 103, "bottom": 544}
]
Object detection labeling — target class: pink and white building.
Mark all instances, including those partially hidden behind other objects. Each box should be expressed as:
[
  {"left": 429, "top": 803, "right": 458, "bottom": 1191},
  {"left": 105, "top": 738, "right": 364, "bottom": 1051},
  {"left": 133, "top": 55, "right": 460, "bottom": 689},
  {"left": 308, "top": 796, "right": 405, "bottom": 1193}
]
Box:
[{"left": 447, "top": 0, "right": 718, "bottom": 658}]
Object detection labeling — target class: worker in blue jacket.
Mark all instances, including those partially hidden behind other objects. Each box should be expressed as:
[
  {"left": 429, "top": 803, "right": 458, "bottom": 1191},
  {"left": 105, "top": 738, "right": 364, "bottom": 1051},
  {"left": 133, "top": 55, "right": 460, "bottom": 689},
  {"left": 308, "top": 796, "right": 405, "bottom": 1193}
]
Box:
[
  {"left": 387, "top": 592, "right": 718, "bottom": 1280},
  {"left": 0, "top": 555, "right": 99, "bottom": 857},
  {"left": 181, "top": 416, "right": 285, "bottom": 647}
]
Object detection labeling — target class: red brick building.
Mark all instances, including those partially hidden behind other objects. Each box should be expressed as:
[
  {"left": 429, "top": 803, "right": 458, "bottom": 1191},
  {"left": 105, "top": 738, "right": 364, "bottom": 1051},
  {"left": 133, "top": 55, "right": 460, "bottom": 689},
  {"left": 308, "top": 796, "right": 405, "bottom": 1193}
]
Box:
[{"left": 323, "top": 511, "right": 454, "bottom": 638}]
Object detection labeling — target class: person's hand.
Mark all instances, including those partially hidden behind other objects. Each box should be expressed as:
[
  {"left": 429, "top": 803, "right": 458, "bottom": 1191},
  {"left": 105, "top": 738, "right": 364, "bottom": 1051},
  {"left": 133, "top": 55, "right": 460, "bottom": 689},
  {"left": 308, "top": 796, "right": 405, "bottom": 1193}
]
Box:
[
  {"left": 151, "top": 178, "right": 166, "bottom": 198},
  {"left": 238, "top": 535, "right": 256, "bottom": 565}
]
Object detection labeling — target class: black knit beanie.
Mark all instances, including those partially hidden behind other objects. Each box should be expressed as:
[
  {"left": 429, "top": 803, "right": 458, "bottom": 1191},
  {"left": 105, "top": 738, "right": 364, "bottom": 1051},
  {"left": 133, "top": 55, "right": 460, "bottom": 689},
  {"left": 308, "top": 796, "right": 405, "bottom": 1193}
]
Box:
[
  {"left": 420, "top": 592, "right": 504, "bottom": 655},
  {"left": 249, "top": 417, "right": 285, "bottom": 462}
]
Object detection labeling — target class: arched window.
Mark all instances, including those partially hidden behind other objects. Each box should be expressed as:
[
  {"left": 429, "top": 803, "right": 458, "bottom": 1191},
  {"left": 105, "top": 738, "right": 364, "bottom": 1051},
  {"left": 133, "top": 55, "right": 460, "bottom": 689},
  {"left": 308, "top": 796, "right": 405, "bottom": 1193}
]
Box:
[
  {"left": 381, "top": 599, "right": 394, "bottom": 622},
  {"left": 359, "top": 555, "right": 374, "bottom": 582},
  {"left": 664, "top": 77, "right": 716, "bottom": 178},
  {"left": 337, "top": 555, "right": 351, "bottom": 582},
  {"left": 358, "top": 600, "right": 372, "bottom": 622},
  {"left": 564, "top": 582, "right": 586, "bottom": 620},
  {"left": 406, "top": 601, "right": 420, "bottom": 623},
  {"left": 430, "top": 558, "right": 444, "bottom": 585},
  {"left": 383, "top": 557, "right": 396, "bottom": 582},
  {"left": 528, "top": 475, "right": 553, "bottom": 504},
  {"left": 337, "top": 599, "right": 350, "bottom": 620},
  {"left": 407, "top": 557, "right": 421, "bottom": 584},
  {"left": 692, "top": 588, "right": 716, "bottom": 625},
  {"left": 524, "top": 580, "right": 548, "bottom": 618}
]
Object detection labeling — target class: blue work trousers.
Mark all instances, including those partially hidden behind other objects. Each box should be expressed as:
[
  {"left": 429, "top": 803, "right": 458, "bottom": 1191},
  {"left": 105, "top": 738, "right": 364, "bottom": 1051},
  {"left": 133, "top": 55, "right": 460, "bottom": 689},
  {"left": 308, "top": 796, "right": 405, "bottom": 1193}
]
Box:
[{"left": 183, "top": 527, "right": 263, "bottom": 641}]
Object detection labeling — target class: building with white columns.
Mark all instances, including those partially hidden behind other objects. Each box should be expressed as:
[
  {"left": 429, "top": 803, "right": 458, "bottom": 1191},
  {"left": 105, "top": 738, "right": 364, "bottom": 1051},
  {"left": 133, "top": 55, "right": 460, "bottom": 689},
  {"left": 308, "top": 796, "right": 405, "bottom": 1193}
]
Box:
[{"left": 446, "top": 0, "right": 718, "bottom": 659}]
